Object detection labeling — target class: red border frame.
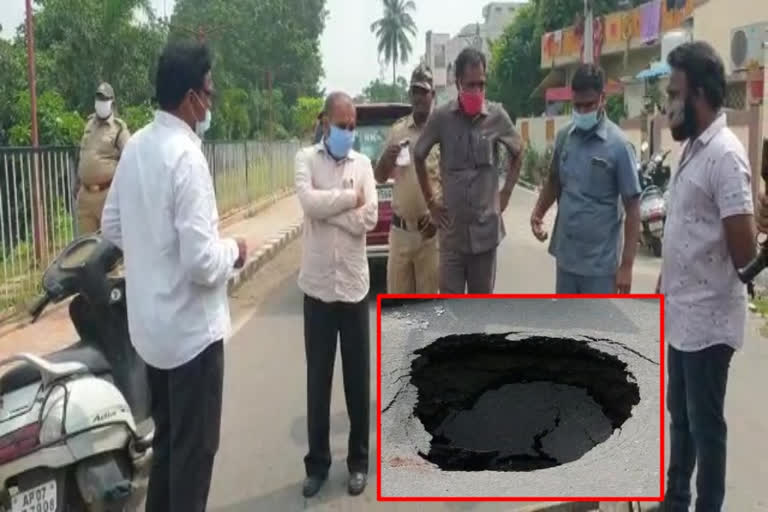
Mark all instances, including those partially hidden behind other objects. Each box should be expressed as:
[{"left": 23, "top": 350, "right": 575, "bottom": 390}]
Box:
[{"left": 376, "top": 293, "right": 665, "bottom": 503}]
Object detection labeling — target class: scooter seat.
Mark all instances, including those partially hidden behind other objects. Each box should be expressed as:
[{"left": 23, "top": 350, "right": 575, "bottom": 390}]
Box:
[{"left": 0, "top": 342, "right": 111, "bottom": 394}]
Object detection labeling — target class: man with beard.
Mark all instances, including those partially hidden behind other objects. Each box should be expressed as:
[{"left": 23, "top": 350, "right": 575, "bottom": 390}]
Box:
[
  {"left": 658, "top": 41, "right": 756, "bottom": 512},
  {"left": 375, "top": 64, "right": 441, "bottom": 293},
  {"left": 529, "top": 64, "right": 641, "bottom": 293}
]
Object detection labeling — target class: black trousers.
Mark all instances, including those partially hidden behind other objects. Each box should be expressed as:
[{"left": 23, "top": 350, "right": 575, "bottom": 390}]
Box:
[
  {"left": 303, "top": 294, "right": 370, "bottom": 477},
  {"left": 145, "top": 341, "right": 224, "bottom": 512},
  {"left": 665, "top": 344, "right": 734, "bottom": 512}
]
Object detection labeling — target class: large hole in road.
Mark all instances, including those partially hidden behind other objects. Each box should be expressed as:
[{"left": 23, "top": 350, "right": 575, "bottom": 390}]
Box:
[{"left": 410, "top": 333, "right": 640, "bottom": 472}]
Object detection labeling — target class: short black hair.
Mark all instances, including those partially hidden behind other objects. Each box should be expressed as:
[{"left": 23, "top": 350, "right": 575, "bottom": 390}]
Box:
[
  {"left": 571, "top": 64, "right": 605, "bottom": 94},
  {"left": 667, "top": 41, "right": 726, "bottom": 110},
  {"left": 155, "top": 40, "right": 212, "bottom": 111},
  {"left": 454, "top": 47, "right": 486, "bottom": 82}
]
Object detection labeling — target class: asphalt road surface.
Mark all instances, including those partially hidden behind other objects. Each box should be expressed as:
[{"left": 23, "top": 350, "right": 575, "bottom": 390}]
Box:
[{"left": 205, "top": 186, "right": 768, "bottom": 511}]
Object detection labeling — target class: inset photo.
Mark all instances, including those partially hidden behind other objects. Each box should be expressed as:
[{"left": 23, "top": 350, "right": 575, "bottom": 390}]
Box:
[{"left": 377, "top": 295, "right": 663, "bottom": 502}]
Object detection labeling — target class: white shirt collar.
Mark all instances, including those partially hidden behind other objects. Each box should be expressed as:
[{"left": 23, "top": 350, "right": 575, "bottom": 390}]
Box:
[{"left": 154, "top": 110, "right": 202, "bottom": 147}]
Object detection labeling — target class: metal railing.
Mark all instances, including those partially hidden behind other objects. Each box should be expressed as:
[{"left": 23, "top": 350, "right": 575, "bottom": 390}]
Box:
[{"left": 0, "top": 139, "right": 300, "bottom": 321}]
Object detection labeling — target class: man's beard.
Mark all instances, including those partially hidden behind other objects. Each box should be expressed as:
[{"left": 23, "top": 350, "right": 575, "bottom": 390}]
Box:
[{"left": 669, "top": 99, "right": 697, "bottom": 142}]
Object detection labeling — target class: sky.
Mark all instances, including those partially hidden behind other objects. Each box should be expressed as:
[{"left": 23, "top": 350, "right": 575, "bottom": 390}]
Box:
[{"left": 0, "top": 0, "right": 510, "bottom": 97}]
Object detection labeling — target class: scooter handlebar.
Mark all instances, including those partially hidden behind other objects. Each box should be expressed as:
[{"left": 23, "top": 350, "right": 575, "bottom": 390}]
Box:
[{"left": 29, "top": 294, "right": 50, "bottom": 323}]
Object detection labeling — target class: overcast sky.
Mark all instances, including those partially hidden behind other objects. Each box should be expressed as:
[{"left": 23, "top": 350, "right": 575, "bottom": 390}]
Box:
[{"left": 0, "top": 0, "right": 511, "bottom": 96}]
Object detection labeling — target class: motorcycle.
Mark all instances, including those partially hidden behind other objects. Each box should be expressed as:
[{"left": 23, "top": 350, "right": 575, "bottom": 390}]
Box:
[
  {"left": 637, "top": 143, "right": 671, "bottom": 258},
  {"left": 0, "top": 234, "right": 153, "bottom": 511}
]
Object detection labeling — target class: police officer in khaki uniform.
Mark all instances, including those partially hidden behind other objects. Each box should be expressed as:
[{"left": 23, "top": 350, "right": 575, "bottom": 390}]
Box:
[
  {"left": 76, "top": 82, "right": 130, "bottom": 234},
  {"left": 375, "top": 65, "right": 441, "bottom": 294}
]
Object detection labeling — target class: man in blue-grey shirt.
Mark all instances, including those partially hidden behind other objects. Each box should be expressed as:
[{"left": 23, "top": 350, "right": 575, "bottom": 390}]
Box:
[{"left": 530, "top": 64, "right": 641, "bottom": 294}]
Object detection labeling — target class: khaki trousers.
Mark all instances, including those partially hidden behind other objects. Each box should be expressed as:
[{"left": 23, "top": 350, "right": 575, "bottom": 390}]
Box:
[
  {"left": 76, "top": 186, "right": 109, "bottom": 235},
  {"left": 386, "top": 226, "right": 439, "bottom": 294}
]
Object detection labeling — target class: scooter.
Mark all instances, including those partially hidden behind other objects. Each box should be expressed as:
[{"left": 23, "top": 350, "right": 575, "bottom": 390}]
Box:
[
  {"left": 637, "top": 143, "right": 671, "bottom": 258},
  {"left": 0, "top": 234, "right": 153, "bottom": 511}
]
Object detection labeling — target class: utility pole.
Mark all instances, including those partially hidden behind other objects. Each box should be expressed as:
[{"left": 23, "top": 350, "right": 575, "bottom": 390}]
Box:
[
  {"left": 25, "top": 0, "right": 47, "bottom": 263},
  {"left": 583, "top": 0, "right": 594, "bottom": 65}
]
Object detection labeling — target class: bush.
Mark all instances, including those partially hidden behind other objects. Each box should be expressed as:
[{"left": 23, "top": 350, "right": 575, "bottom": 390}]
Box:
[{"left": 521, "top": 145, "right": 551, "bottom": 186}]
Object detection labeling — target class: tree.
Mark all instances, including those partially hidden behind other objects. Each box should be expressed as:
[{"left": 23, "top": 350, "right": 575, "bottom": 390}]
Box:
[
  {"left": 370, "top": 0, "right": 417, "bottom": 87},
  {"left": 169, "top": 0, "right": 327, "bottom": 105},
  {"left": 292, "top": 96, "right": 324, "bottom": 138},
  {"left": 488, "top": 4, "right": 542, "bottom": 121},
  {"left": 362, "top": 77, "right": 408, "bottom": 103},
  {"left": 27, "top": 0, "right": 166, "bottom": 114},
  {"left": 9, "top": 90, "right": 84, "bottom": 146}
]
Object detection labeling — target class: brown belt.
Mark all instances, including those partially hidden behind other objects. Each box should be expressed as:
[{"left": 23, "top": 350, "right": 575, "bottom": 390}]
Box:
[
  {"left": 392, "top": 213, "right": 430, "bottom": 232},
  {"left": 82, "top": 181, "right": 111, "bottom": 193}
]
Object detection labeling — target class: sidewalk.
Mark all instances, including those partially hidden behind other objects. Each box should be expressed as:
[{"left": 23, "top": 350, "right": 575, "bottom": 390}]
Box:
[{"left": 0, "top": 192, "right": 304, "bottom": 362}]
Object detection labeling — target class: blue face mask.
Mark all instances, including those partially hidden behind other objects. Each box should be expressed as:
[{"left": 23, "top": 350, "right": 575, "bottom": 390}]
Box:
[
  {"left": 573, "top": 109, "right": 600, "bottom": 132},
  {"left": 325, "top": 125, "right": 356, "bottom": 160}
]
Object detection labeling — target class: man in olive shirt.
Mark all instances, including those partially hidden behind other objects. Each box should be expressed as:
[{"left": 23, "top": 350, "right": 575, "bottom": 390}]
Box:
[
  {"left": 76, "top": 82, "right": 130, "bottom": 234},
  {"left": 375, "top": 65, "right": 441, "bottom": 293},
  {"left": 413, "top": 48, "right": 523, "bottom": 293}
]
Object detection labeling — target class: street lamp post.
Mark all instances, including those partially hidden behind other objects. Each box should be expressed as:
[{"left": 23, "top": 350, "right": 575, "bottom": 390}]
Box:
[{"left": 25, "top": 0, "right": 47, "bottom": 263}]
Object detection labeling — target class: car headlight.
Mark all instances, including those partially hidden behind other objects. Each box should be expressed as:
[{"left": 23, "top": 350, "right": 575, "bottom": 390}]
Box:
[{"left": 39, "top": 388, "right": 66, "bottom": 444}]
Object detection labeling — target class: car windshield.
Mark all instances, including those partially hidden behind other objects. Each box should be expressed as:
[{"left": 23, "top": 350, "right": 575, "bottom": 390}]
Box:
[{"left": 354, "top": 125, "right": 389, "bottom": 163}]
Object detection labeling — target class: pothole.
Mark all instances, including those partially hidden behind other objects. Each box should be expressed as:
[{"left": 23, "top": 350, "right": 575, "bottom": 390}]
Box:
[{"left": 409, "top": 332, "right": 640, "bottom": 472}]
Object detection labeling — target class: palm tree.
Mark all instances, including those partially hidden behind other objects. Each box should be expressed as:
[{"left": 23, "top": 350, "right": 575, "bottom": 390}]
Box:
[{"left": 370, "top": 0, "right": 417, "bottom": 89}]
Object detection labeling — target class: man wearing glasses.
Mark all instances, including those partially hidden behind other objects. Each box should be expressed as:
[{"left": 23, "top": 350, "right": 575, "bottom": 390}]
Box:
[
  {"left": 413, "top": 47, "right": 523, "bottom": 293},
  {"left": 295, "top": 92, "right": 378, "bottom": 498},
  {"left": 102, "top": 41, "right": 246, "bottom": 512}
]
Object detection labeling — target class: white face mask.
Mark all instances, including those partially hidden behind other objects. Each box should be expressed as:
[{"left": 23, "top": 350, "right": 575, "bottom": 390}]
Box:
[
  {"left": 196, "top": 109, "right": 212, "bottom": 137},
  {"left": 192, "top": 91, "right": 212, "bottom": 137},
  {"left": 95, "top": 100, "right": 113, "bottom": 119}
]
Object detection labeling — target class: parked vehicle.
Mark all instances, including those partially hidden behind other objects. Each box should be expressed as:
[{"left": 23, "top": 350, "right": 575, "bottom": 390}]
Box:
[
  {"left": 354, "top": 103, "right": 412, "bottom": 265},
  {"left": 637, "top": 142, "right": 672, "bottom": 257},
  {"left": 0, "top": 235, "right": 153, "bottom": 511}
]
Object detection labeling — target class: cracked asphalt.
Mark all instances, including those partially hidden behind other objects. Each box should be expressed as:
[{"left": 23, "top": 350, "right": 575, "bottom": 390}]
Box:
[
  {"left": 380, "top": 298, "right": 662, "bottom": 499},
  {"left": 199, "top": 186, "right": 768, "bottom": 511}
]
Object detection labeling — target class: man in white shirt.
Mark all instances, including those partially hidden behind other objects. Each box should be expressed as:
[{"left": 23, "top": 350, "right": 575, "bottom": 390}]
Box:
[
  {"left": 101, "top": 41, "right": 246, "bottom": 512},
  {"left": 295, "top": 92, "right": 378, "bottom": 498},
  {"left": 658, "top": 41, "right": 756, "bottom": 512}
]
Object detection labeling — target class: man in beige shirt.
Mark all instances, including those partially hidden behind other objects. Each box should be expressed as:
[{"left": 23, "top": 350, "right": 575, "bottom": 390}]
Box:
[
  {"left": 295, "top": 92, "right": 378, "bottom": 499},
  {"left": 375, "top": 65, "right": 441, "bottom": 293},
  {"left": 76, "top": 82, "right": 130, "bottom": 234}
]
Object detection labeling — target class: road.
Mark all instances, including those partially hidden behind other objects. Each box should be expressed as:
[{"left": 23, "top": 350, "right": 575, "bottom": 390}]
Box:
[{"left": 206, "top": 186, "right": 768, "bottom": 511}]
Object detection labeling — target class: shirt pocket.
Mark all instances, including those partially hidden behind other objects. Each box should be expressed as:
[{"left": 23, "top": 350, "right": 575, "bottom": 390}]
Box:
[
  {"left": 471, "top": 131, "right": 494, "bottom": 168},
  {"left": 447, "top": 132, "right": 471, "bottom": 169},
  {"left": 583, "top": 156, "right": 615, "bottom": 200}
]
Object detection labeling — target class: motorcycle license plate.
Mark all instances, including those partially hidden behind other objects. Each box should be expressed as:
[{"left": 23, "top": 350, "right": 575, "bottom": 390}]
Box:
[
  {"left": 377, "top": 187, "right": 392, "bottom": 202},
  {"left": 649, "top": 220, "right": 663, "bottom": 231},
  {"left": 11, "top": 480, "right": 56, "bottom": 512}
]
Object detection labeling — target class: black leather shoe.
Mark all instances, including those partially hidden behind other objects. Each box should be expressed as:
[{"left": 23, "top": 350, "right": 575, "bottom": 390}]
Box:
[
  {"left": 302, "top": 475, "right": 326, "bottom": 498},
  {"left": 348, "top": 472, "right": 367, "bottom": 496}
]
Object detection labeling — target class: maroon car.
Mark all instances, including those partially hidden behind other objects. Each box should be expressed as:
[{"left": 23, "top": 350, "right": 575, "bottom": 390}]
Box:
[{"left": 353, "top": 103, "right": 412, "bottom": 265}]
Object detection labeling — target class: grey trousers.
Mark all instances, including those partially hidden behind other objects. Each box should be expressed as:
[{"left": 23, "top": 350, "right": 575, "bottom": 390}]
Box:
[{"left": 439, "top": 248, "right": 497, "bottom": 294}]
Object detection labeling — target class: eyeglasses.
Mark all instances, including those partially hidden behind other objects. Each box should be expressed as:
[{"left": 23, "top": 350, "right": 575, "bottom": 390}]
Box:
[{"left": 333, "top": 121, "right": 356, "bottom": 131}]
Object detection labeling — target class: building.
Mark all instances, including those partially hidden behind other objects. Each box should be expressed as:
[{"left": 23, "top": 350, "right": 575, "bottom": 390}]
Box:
[
  {"left": 521, "top": 0, "right": 768, "bottom": 198},
  {"left": 537, "top": 0, "right": 697, "bottom": 119},
  {"left": 424, "top": 2, "right": 524, "bottom": 104}
]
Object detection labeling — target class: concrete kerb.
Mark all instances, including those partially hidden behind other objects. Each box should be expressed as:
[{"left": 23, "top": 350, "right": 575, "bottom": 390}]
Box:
[{"left": 227, "top": 221, "right": 304, "bottom": 294}]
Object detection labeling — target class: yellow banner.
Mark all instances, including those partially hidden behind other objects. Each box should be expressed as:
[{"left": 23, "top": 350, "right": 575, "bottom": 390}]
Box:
[
  {"left": 605, "top": 13, "right": 624, "bottom": 45},
  {"left": 661, "top": 0, "right": 694, "bottom": 33}
]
